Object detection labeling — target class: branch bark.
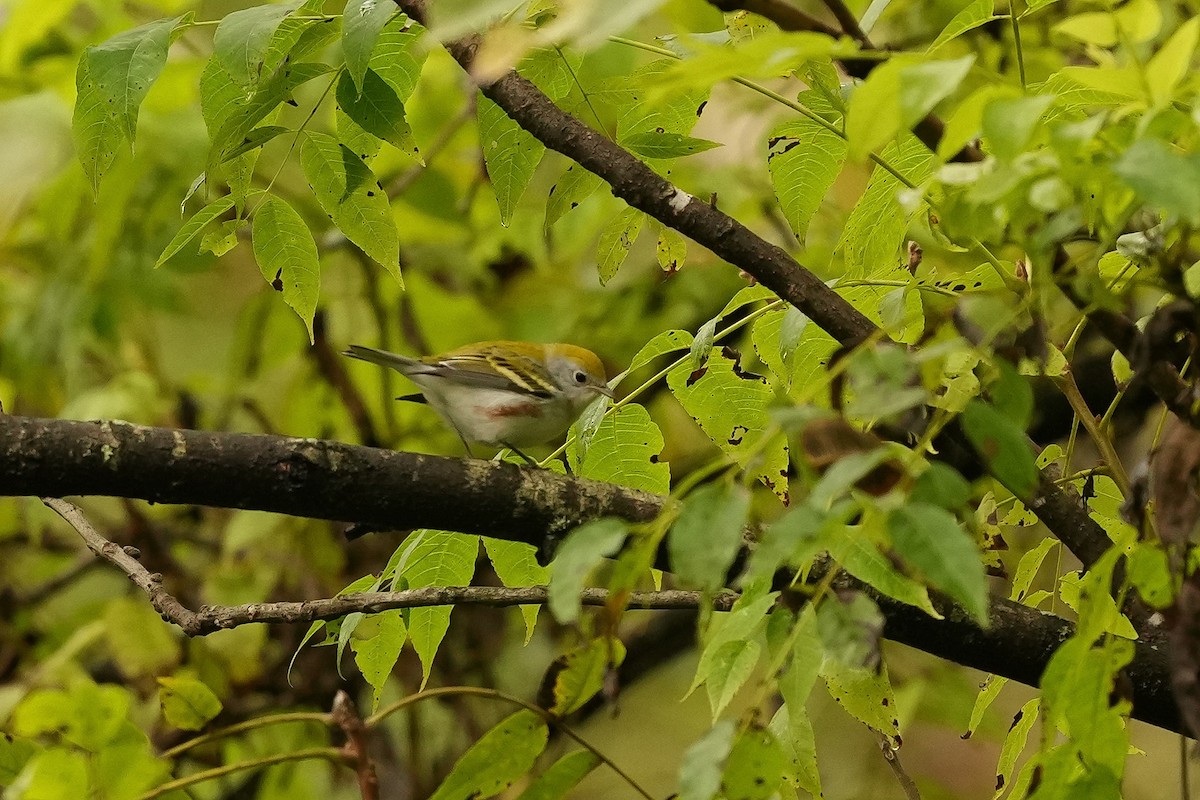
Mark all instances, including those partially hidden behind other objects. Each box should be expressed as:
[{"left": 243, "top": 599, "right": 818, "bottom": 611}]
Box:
[
  {"left": 7, "top": 416, "right": 660, "bottom": 544},
  {"left": 34, "top": 462, "right": 1182, "bottom": 733}
]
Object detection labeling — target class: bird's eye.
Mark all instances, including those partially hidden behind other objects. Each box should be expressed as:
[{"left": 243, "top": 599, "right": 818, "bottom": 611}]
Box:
[{"left": 574, "top": 371, "right": 588, "bottom": 384}]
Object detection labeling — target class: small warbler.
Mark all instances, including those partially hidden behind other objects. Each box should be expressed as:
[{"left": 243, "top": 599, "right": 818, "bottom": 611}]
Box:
[{"left": 344, "top": 341, "right": 612, "bottom": 460}]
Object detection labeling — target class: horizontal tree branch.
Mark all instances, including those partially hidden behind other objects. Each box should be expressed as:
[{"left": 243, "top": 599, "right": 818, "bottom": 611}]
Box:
[
  {"left": 41, "top": 482, "right": 1182, "bottom": 734},
  {"left": 44, "top": 496, "right": 737, "bottom": 634},
  {"left": 5, "top": 415, "right": 660, "bottom": 544}
]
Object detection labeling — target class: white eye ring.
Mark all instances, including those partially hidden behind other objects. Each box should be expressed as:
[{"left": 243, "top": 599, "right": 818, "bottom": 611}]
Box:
[{"left": 573, "top": 371, "right": 588, "bottom": 384}]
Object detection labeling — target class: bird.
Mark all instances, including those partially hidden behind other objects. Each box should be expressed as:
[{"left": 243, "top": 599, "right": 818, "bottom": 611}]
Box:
[{"left": 343, "top": 341, "right": 612, "bottom": 463}]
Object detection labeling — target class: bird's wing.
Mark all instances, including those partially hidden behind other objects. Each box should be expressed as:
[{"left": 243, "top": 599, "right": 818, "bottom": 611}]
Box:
[{"left": 434, "top": 351, "right": 555, "bottom": 398}]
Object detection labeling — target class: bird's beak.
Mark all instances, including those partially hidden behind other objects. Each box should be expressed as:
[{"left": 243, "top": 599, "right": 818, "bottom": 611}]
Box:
[{"left": 597, "top": 384, "right": 615, "bottom": 399}]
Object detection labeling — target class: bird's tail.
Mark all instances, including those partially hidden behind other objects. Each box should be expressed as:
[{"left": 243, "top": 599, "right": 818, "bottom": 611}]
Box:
[{"left": 343, "top": 344, "right": 425, "bottom": 374}]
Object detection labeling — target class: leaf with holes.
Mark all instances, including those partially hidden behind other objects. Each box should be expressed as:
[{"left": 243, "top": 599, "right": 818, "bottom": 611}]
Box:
[
  {"left": 668, "top": 347, "right": 789, "bottom": 502},
  {"left": 300, "top": 131, "right": 401, "bottom": 283},
  {"left": 336, "top": 69, "right": 420, "bottom": 161},
  {"left": 478, "top": 94, "right": 546, "bottom": 226},
  {"left": 429, "top": 711, "right": 548, "bottom": 800},
  {"left": 546, "top": 163, "right": 605, "bottom": 229},
  {"left": 596, "top": 206, "right": 645, "bottom": 284},
  {"left": 343, "top": 0, "right": 399, "bottom": 92},
  {"left": 212, "top": 2, "right": 299, "bottom": 89},
  {"left": 767, "top": 114, "right": 847, "bottom": 244},
  {"left": 251, "top": 196, "right": 321, "bottom": 343},
  {"left": 73, "top": 15, "right": 189, "bottom": 193},
  {"left": 837, "top": 134, "right": 934, "bottom": 278}
]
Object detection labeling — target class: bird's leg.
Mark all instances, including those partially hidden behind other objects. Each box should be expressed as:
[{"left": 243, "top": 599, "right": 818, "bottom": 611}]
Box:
[
  {"left": 454, "top": 428, "right": 476, "bottom": 459},
  {"left": 502, "top": 442, "right": 540, "bottom": 467}
]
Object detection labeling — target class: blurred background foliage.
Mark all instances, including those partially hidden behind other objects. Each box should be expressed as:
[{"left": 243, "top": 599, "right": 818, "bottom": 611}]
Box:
[{"left": 1, "top": 0, "right": 1197, "bottom": 797}]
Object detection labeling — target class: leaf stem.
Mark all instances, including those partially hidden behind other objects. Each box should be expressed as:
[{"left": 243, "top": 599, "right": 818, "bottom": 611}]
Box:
[
  {"left": 162, "top": 711, "right": 333, "bottom": 759},
  {"left": 1008, "top": 1, "right": 1027, "bottom": 90},
  {"left": 139, "top": 748, "right": 348, "bottom": 799}
]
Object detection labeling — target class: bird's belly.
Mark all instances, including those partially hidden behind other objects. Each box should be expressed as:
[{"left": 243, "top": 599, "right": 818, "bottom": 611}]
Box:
[{"left": 423, "top": 382, "right": 571, "bottom": 447}]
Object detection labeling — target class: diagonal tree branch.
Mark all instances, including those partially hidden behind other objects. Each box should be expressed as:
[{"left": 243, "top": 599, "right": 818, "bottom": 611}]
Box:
[{"left": 390, "top": 0, "right": 1112, "bottom": 573}]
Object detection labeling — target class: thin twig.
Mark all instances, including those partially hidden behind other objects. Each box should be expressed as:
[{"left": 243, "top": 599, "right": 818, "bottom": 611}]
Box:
[
  {"left": 42, "top": 497, "right": 734, "bottom": 635},
  {"left": 42, "top": 497, "right": 200, "bottom": 630},
  {"left": 819, "top": 0, "right": 874, "bottom": 47}
]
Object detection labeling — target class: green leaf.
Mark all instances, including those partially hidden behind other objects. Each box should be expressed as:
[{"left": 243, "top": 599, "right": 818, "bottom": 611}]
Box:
[
  {"left": 704, "top": 639, "right": 761, "bottom": 717},
  {"left": 623, "top": 131, "right": 722, "bottom": 159},
  {"left": 478, "top": 94, "right": 546, "bottom": 226},
  {"left": 910, "top": 462, "right": 972, "bottom": 510},
  {"left": 550, "top": 638, "right": 627, "bottom": 715},
  {"left": 1127, "top": 542, "right": 1173, "bottom": 608},
  {"left": 335, "top": 69, "right": 421, "bottom": 161},
  {"left": 252, "top": 195, "right": 321, "bottom": 343},
  {"left": 989, "top": 359, "right": 1033, "bottom": 429},
  {"left": 1113, "top": 139, "right": 1200, "bottom": 225},
  {"left": 961, "top": 399, "right": 1039, "bottom": 497},
  {"left": 1146, "top": 17, "right": 1199, "bottom": 106},
  {"left": 222, "top": 124, "right": 290, "bottom": 161},
  {"left": 596, "top": 206, "right": 645, "bottom": 284},
  {"left": 22, "top": 748, "right": 88, "bottom": 800},
  {"left": 368, "top": 15, "right": 426, "bottom": 102},
  {"left": 769, "top": 703, "right": 821, "bottom": 798},
  {"left": 824, "top": 523, "right": 941, "bottom": 617},
  {"left": 668, "top": 483, "right": 750, "bottom": 592},
  {"left": 548, "top": 518, "right": 627, "bottom": 624},
  {"left": 655, "top": 222, "right": 688, "bottom": 271},
  {"left": 995, "top": 697, "right": 1039, "bottom": 793},
  {"left": 482, "top": 538, "right": 548, "bottom": 642},
  {"left": 156, "top": 195, "right": 235, "bottom": 267},
  {"left": 816, "top": 591, "right": 883, "bottom": 669},
  {"left": 350, "top": 610, "right": 406, "bottom": 710},
  {"left": 300, "top": 131, "right": 402, "bottom": 282},
  {"left": 821, "top": 660, "right": 901, "bottom": 747},
  {"left": 928, "top": 0, "right": 997, "bottom": 51},
  {"left": 888, "top": 503, "right": 988, "bottom": 623},
  {"left": 767, "top": 115, "right": 847, "bottom": 244},
  {"left": 73, "top": 15, "right": 186, "bottom": 193},
  {"left": 343, "top": 0, "right": 399, "bottom": 92},
  {"left": 517, "top": 750, "right": 601, "bottom": 800},
  {"left": 157, "top": 676, "right": 222, "bottom": 731},
  {"left": 667, "top": 347, "right": 790, "bottom": 502},
  {"left": 208, "top": 61, "right": 331, "bottom": 165},
  {"left": 845, "top": 55, "right": 974, "bottom": 161},
  {"left": 722, "top": 727, "right": 789, "bottom": 800},
  {"left": 679, "top": 720, "right": 737, "bottom": 800},
  {"left": 546, "top": 163, "right": 605, "bottom": 229},
  {"left": 429, "top": 711, "right": 548, "bottom": 800},
  {"left": 212, "top": 2, "right": 298, "bottom": 89},
  {"left": 0, "top": 734, "right": 39, "bottom": 785},
  {"left": 1009, "top": 536, "right": 1058, "bottom": 602},
  {"left": 398, "top": 531, "right": 478, "bottom": 687},
  {"left": 576, "top": 403, "right": 670, "bottom": 495},
  {"left": 614, "top": 60, "right": 710, "bottom": 141},
  {"left": 980, "top": 94, "right": 1054, "bottom": 160},
  {"left": 837, "top": 135, "right": 933, "bottom": 278}
]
